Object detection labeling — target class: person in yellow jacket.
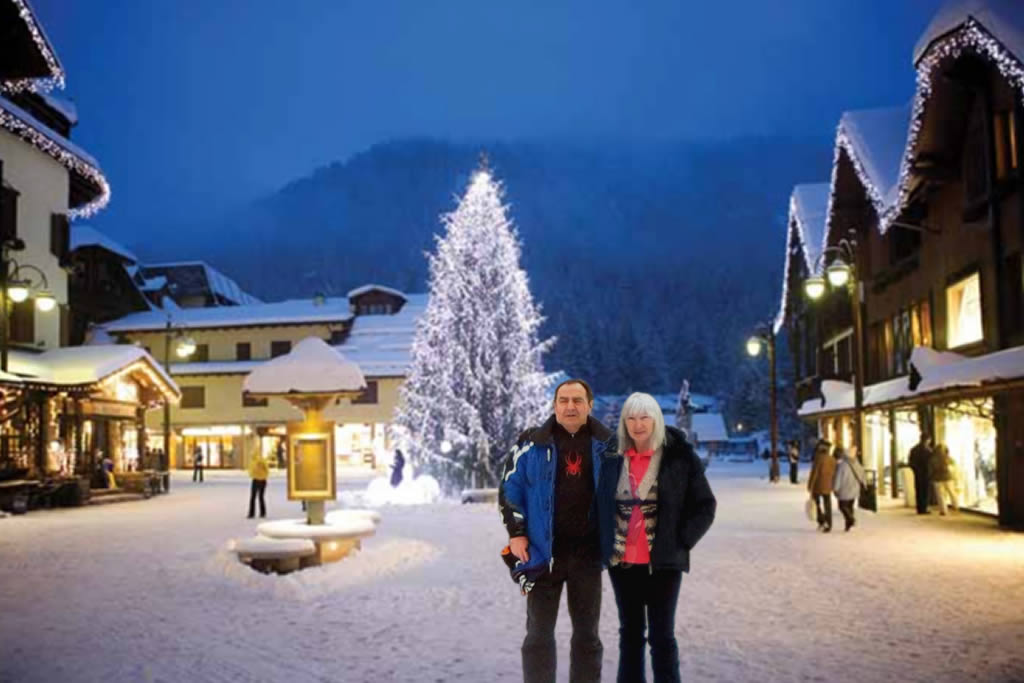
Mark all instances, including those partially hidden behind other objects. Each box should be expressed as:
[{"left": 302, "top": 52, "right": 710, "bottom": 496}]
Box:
[{"left": 247, "top": 452, "right": 270, "bottom": 518}]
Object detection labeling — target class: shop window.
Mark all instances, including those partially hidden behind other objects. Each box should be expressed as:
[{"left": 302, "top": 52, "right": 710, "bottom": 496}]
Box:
[
  {"left": 993, "top": 109, "right": 1019, "bottom": 181},
  {"left": 270, "top": 341, "right": 291, "bottom": 358},
  {"left": 946, "top": 272, "right": 984, "bottom": 348},
  {"left": 236, "top": 342, "right": 251, "bottom": 361},
  {"left": 242, "top": 393, "right": 268, "bottom": 407},
  {"left": 180, "top": 386, "right": 205, "bottom": 409},
  {"left": 192, "top": 343, "right": 209, "bottom": 362},
  {"left": 352, "top": 380, "right": 378, "bottom": 404}
]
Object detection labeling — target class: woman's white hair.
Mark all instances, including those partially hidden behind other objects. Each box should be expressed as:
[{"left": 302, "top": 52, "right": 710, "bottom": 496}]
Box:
[{"left": 617, "top": 392, "right": 667, "bottom": 453}]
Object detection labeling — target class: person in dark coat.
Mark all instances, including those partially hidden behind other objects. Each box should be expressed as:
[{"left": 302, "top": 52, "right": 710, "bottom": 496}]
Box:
[
  {"left": 595, "top": 392, "right": 716, "bottom": 683},
  {"left": 390, "top": 448, "right": 405, "bottom": 488},
  {"left": 908, "top": 434, "right": 934, "bottom": 514},
  {"left": 192, "top": 445, "right": 204, "bottom": 483}
]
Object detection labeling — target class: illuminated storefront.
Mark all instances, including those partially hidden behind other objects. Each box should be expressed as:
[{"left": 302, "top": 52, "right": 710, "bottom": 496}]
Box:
[
  {"left": 181, "top": 426, "right": 247, "bottom": 469},
  {"left": 936, "top": 400, "right": 998, "bottom": 516}
]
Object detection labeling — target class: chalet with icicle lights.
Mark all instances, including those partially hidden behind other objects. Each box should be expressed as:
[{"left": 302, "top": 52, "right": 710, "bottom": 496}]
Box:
[
  {"left": 0, "top": 0, "right": 180, "bottom": 511},
  {"left": 776, "top": 0, "right": 1024, "bottom": 529}
]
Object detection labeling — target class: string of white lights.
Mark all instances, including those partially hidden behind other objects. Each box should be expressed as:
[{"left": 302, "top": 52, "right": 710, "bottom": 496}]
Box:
[
  {"left": 0, "top": 104, "right": 110, "bottom": 218},
  {"left": 1, "top": 0, "right": 65, "bottom": 93}
]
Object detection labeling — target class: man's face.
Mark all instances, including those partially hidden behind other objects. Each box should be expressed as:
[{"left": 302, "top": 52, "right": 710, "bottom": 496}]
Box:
[{"left": 554, "top": 383, "right": 592, "bottom": 433}]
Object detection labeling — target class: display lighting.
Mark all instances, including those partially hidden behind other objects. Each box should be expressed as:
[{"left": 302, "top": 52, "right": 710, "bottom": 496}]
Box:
[
  {"left": 1, "top": 0, "right": 65, "bottom": 93},
  {"left": 0, "top": 105, "right": 110, "bottom": 218}
]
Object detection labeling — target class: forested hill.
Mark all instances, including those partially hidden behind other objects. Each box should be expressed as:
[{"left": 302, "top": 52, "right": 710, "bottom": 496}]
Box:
[{"left": 136, "top": 137, "right": 832, "bottom": 398}]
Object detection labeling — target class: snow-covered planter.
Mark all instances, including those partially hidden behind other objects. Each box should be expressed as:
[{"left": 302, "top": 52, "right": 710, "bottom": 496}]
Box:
[
  {"left": 257, "top": 517, "right": 377, "bottom": 565},
  {"left": 231, "top": 536, "right": 315, "bottom": 575}
]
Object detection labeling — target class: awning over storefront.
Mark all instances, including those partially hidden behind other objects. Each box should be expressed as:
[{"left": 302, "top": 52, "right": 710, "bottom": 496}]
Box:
[{"left": 799, "top": 344, "right": 1024, "bottom": 418}]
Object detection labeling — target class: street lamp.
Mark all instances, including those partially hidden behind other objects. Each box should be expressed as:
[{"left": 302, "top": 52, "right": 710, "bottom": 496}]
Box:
[
  {"left": 804, "top": 237, "right": 865, "bottom": 466},
  {"left": 162, "top": 314, "right": 195, "bottom": 481},
  {"left": 0, "top": 237, "right": 60, "bottom": 372},
  {"left": 745, "top": 323, "right": 778, "bottom": 480}
]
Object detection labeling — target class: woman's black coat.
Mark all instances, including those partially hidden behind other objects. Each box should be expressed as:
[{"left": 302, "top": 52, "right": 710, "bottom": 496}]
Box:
[{"left": 596, "top": 426, "right": 716, "bottom": 572}]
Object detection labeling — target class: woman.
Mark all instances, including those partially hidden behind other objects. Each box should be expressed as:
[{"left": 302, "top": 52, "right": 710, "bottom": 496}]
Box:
[
  {"left": 806, "top": 439, "right": 835, "bottom": 532},
  {"left": 596, "top": 392, "right": 716, "bottom": 683},
  {"left": 832, "top": 445, "right": 865, "bottom": 532},
  {"left": 929, "top": 443, "right": 960, "bottom": 516}
]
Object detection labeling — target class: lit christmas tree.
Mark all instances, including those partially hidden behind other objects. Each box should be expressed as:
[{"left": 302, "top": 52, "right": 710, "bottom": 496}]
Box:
[{"left": 395, "top": 159, "right": 552, "bottom": 492}]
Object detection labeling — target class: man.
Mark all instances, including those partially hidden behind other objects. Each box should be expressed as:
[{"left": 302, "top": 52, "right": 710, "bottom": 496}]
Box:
[
  {"left": 247, "top": 450, "right": 270, "bottom": 518},
  {"left": 787, "top": 440, "right": 800, "bottom": 484},
  {"left": 499, "top": 378, "right": 615, "bottom": 683},
  {"left": 908, "top": 433, "right": 934, "bottom": 514},
  {"left": 192, "top": 445, "right": 204, "bottom": 483}
]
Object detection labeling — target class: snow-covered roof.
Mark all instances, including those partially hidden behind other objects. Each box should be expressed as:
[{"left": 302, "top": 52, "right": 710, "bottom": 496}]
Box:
[
  {"left": 243, "top": 337, "right": 366, "bottom": 396},
  {"left": 774, "top": 183, "right": 830, "bottom": 333},
  {"left": 0, "top": 95, "right": 109, "bottom": 217},
  {"left": 335, "top": 293, "right": 427, "bottom": 376},
  {"left": 101, "top": 297, "right": 354, "bottom": 332},
  {"left": 914, "top": 0, "right": 1024, "bottom": 65},
  {"left": 1, "top": 0, "right": 65, "bottom": 93},
  {"left": 6, "top": 345, "right": 178, "bottom": 397},
  {"left": 798, "top": 344, "right": 1024, "bottom": 417},
  {"left": 347, "top": 284, "right": 407, "bottom": 300},
  {"left": 70, "top": 225, "right": 137, "bottom": 263},
  {"left": 835, "top": 105, "right": 910, "bottom": 215},
  {"left": 142, "top": 261, "right": 262, "bottom": 307},
  {"left": 690, "top": 413, "right": 728, "bottom": 443},
  {"left": 141, "top": 275, "right": 167, "bottom": 292},
  {"left": 39, "top": 92, "right": 76, "bottom": 124}
]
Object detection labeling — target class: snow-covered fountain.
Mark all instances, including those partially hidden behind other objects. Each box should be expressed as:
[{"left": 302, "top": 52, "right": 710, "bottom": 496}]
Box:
[{"left": 232, "top": 337, "right": 380, "bottom": 573}]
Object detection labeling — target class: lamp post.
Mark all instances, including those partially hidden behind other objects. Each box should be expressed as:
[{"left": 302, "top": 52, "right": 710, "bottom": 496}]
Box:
[
  {"left": 162, "top": 314, "right": 195, "bottom": 482},
  {"left": 746, "top": 324, "right": 777, "bottom": 481},
  {"left": 0, "top": 237, "right": 58, "bottom": 373},
  {"left": 803, "top": 237, "right": 865, "bottom": 464}
]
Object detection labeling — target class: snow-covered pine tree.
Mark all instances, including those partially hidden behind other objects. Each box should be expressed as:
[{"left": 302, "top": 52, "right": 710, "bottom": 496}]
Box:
[{"left": 395, "top": 161, "right": 553, "bottom": 492}]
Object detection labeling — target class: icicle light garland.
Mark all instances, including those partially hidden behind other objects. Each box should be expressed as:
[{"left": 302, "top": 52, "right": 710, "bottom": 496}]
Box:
[
  {"left": 774, "top": 191, "right": 827, "bottom": 335},
  {"left": 0, "top": 104, "right": 110, "bottom": 218},
  {"left": 1, "top": 0, "right": 65, "bottom": 93}
]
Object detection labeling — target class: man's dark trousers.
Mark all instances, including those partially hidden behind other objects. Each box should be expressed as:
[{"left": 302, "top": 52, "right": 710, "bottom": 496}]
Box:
[
  {"left": 912, "top": 466, "right": 929, "bottom": 513},
  {"left": 522, "top": 553, "right": 602, "bottom": 683},
  {"left": 248, "top": 479, "right": 267, "bottom": 518},
  {"left": 193, "top": 464, "right": 203, "bottom": 482}
]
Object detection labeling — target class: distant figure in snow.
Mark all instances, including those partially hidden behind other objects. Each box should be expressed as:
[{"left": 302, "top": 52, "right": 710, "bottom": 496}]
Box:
[
  {"left": 807, "top": 440, "right": 835, "bottom": 532},
  {"left": 192, "top": 445, "right": 204, "bottom": 483},
  {"left": 908, "top": 434, "right": 933, "bottom": 514},
  {"left": 787, "top": 441, "right": 800, "bottom": 484},
  {"left": 102, "top": 454, "right": 116, "bottom": 489},
  {"left": 390, "top": 448, "right": 405, "bottom": 488},
  {"left": 832, "top": 445, "right": 865, "bottom": 531},
  {"left": 247, "top": 451, "right": 269, "bottom": 518}
]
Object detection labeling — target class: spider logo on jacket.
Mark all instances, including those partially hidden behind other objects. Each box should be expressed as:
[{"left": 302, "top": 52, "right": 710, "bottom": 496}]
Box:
[{"left": 565, "top": 452, "right": 583, "bottom": 477}]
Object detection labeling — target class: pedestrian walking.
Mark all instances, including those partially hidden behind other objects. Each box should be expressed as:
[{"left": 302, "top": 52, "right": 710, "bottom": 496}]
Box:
[
  {"left": 247, "top": 451, "right": 269, "bottom": 518},
  {"left": 832, "top": 445, "right": 866, "bottom": 531},
  {"left": 390, "top": 448, "right": 405, "bottom": 488},
  {"left": 498, "top": 378, "right": 614, "bottom": 683},
  {"left": 596, "top": 392, "right": 716, "bottom": 683},
  {"left": 192, "top": 445, "right": 204, "bottom": 483},
  {"left": 929, "top": 443, "right": 960, "bottom": 516},
  {"left": 807, "top": 440, "right": 835, "bottom": 532},
  {"left": 787, "top": 440, "right": 800, "bottom": 484},
  {"left": 908, "top": 434, "right": 933, "bottom": 514}
]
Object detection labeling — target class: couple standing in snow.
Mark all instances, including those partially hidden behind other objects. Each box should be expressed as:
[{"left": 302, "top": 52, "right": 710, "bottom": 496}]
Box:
[{"left": 499, "top": 378, "right": 717, "bottom": 683}]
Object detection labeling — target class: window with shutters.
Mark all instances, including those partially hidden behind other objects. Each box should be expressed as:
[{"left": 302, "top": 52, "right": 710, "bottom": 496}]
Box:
[
  {"left": 50, "top": 213, "right": 69, "bottom": 260},
  {"left": 180, "top": 387, "right": 205, "bottom": 409},
  {"left": 270, "top": 341, "right": 291, "bottom": 358},
  {"left": 9, "top": 300, "right": 34, "bottom": 344},
  {"left": 0, "top": 184, "right": 18, "bottom": 242}
]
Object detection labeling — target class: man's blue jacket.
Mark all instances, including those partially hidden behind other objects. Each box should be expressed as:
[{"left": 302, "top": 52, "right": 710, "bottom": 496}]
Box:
[{"left": 498, "top": 415, "right": 615, "bottom": 581}]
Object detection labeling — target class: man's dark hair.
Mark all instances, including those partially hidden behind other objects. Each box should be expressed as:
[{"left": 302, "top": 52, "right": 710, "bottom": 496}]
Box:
[{"left": 554, "top": 378, "right": 594, "bottom": 403}]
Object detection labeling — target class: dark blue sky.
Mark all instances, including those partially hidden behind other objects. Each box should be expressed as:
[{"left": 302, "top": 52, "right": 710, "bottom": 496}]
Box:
[{"left": 35, "top": 0, "right": 943, "bottom": 239}]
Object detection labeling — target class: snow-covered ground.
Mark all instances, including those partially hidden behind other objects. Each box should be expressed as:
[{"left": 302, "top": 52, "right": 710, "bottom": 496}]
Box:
[{"left": 1, "top": 463, "right": 1022, "bottom": 682}]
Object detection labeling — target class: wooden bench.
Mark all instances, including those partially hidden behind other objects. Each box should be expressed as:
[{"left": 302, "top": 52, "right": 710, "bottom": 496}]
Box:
[{"left": 233, "top": 536, "right": 316, "bottom": 574}]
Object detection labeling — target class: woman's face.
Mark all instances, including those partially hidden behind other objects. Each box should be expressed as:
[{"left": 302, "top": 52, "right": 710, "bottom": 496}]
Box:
[{"left": 625, "top": 413, "right": 654, "bottom": 449}]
